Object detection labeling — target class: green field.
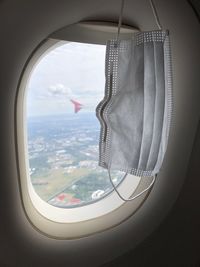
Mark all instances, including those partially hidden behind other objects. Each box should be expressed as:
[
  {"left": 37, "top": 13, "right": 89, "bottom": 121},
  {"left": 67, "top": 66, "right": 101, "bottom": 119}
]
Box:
[{"left": 32, "top": 167, "right": 91, "bottom": 201}]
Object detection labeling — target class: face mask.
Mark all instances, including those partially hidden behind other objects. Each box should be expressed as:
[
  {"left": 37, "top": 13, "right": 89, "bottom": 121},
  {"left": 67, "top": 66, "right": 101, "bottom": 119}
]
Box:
[
  {"left": 96, "top": 0, "right": 173, "bottom": 201},
  {"left": 96, "top": 30, "right": 173, "bottom": 200},
  {"left": 96, "top": 30, "right": 172, "bottom": 176}
]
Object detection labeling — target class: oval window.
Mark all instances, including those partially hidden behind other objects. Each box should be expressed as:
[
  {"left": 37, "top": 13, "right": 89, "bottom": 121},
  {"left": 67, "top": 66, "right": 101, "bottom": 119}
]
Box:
[
  {"left": 17, "top": 23, "right": 148, "bottom": 235},
  {"left": 26, "top": 41, "right": 124, "bottom": 208}
]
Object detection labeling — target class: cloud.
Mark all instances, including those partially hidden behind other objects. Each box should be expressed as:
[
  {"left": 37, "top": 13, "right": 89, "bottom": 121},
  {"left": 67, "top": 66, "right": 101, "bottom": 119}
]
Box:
[
  {"left": 47, "top": 83, "right": 72, "bottom": 97},
  {"left": 27, "top": 42, "right": 106, "bottom": 117}
]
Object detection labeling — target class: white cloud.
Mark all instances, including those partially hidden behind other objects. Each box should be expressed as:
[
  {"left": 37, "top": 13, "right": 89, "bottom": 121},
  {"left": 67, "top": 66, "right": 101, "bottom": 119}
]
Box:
[
  {"left": 47, "top": 83, "right": 72, "bottom": 98},
  {"left": 27, "top": 42, "right": 106, "bottom": 117}
]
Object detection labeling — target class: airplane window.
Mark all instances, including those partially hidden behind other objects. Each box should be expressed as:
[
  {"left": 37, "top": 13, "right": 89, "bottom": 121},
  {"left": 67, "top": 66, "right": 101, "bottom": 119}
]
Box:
[
  {"left": 17, "top": 24, "right": 147, "bottom": 234},
  {"left": 26, "top": 42, "right": 124, "bottom": 208}
]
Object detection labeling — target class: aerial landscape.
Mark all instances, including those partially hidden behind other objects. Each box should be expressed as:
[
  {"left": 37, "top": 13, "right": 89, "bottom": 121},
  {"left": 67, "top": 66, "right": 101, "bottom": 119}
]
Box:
[
  {"left": 27, "top": 112, "right": 122, "bottom": 208},
  {"left": 26, "top": 41, "right": 123, "bottom": 208}
]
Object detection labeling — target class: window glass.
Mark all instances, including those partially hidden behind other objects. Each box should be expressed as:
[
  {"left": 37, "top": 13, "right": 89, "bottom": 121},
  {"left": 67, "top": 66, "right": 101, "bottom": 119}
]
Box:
[{"left": 27, "top": 42, "right": 123, "bottom": 208}]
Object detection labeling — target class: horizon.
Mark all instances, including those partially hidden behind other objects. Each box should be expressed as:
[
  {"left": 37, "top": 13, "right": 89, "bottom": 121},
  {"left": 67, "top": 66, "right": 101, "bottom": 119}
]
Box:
[{"left": 27, "top": 111, "right": 99, "bottom": 119}]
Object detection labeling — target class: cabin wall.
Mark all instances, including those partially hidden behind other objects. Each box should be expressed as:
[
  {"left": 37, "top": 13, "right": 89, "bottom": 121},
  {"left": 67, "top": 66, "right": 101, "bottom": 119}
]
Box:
[
  {"left": 103, "top": 121, "right": 200, "bottom": 266},
  {"left": 0, "top": 0, "right": 199, "bottom": 266}
]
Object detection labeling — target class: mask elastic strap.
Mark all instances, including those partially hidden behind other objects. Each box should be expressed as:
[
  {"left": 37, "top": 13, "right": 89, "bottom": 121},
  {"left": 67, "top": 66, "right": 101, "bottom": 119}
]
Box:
[
  {"left": 108, "top": 169, "right": 157, "bottom": 202},
  {"left": 116, "top": 0, "right": 162, "bottom": 41},
  {"left": 149, "top": 0, "right": 162, "bottom": 30},
  {"left": 117, "top": 0, "right": 125, "bottom": 42}
]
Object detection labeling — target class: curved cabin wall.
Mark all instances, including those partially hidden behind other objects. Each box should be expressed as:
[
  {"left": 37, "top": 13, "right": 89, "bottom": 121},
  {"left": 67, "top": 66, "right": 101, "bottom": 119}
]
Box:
[
  {"left": 0, "top": 0, "right": 199, "bottom": 266},
  {"left": 103, "top": 120, "right": 200, "bottom": 266}
]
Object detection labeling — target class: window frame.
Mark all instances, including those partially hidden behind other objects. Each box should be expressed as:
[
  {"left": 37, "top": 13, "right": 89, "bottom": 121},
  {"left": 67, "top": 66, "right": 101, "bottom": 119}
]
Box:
[{"left": 16, "top": 22, "right": 154, "bottom": 239}]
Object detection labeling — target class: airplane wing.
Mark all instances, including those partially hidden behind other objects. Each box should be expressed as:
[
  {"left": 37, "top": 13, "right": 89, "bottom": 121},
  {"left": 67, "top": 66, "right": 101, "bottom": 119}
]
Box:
[{"left": 70, "top": 99, "right": 83, "bottom": 113}]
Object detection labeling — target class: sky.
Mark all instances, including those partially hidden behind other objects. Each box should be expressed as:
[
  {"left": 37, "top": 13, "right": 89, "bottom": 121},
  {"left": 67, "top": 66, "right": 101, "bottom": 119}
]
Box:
[{"left": 27, "top": 42, "right": 106, "bottom": 117}]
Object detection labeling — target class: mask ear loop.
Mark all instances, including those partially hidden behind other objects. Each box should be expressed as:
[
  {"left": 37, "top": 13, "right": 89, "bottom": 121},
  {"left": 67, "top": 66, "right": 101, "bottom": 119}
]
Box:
[
  {"left": 108, "top": 170, "right": 156, "bottom": 202},
  {"left": 116, "top": 0, "right": 162, "bottom": 39},
  {"left": 149, "top": 0, "right": 162, "bottom": 30},
  {"left": 116, "top": 0, "right": 125, "bottom": 42}
]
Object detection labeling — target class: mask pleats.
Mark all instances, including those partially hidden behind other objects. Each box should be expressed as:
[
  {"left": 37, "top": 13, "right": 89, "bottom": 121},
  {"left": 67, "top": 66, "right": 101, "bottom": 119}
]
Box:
[
  {"left": 138, "top": 42, "right": 156, "bottom": 171},
  {"left": 146, "top": 42, "right": 165, "bottom": 171},
  {"left": 96, "top": 31, "right": 172, "bottom": 177}
]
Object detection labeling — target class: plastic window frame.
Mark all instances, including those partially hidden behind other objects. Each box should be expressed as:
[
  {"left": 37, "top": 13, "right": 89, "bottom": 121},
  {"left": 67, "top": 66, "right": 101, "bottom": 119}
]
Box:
[{"left": 15, "top": 22, "right": 154, "bottom": 239}]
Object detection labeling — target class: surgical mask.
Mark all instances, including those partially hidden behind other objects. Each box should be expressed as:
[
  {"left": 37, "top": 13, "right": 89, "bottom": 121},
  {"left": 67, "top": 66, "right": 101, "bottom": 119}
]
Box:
[{"left": 96, "top": 1, "right": 173, "bottom": 201}]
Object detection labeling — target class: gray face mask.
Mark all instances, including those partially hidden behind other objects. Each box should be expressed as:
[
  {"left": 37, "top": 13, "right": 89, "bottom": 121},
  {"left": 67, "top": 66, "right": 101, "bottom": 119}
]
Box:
[
  {"left": 96, "top": 0, "right": 173, "bottom": 201},
  {"left": 96, "top": 30, "right": 173, "bottom": 200},
  {"left": 96, "top": 30, "right": 172, "bottom": 178}
]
